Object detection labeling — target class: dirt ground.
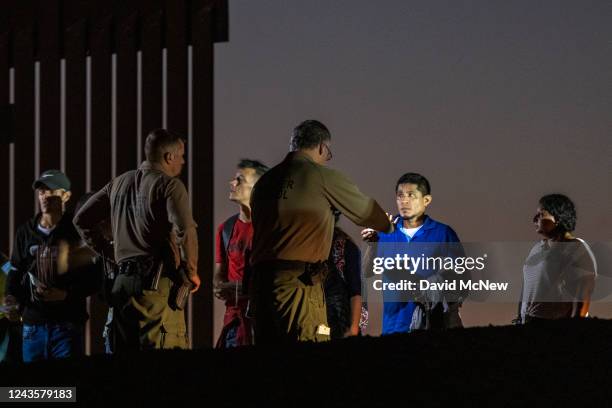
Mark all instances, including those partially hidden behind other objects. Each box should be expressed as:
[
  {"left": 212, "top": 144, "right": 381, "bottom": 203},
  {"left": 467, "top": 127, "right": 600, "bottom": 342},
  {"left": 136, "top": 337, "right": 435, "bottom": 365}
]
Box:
[{"left": 1, "top": 318, "right": 610, "bottom": 406}]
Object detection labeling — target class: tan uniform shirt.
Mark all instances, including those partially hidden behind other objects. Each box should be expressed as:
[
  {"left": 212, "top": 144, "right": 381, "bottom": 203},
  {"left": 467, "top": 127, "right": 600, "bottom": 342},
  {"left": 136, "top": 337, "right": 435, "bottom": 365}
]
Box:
[
  {"left": 73, "top": 161, "right": 198, "bottom": 277},
  {"left": 250, "top": 152, "right": 391, "bottom": 264}
]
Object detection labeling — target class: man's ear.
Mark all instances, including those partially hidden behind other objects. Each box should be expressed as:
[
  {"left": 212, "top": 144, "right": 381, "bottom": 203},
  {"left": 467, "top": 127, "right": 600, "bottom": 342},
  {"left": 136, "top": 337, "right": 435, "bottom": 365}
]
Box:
[
  {"left": 423, "top": 194, "right": 432, "bottom": 208},
  {"left": 163, "top": 151, "right": 173, "bottom": 164},
  {"left": 62, "top": 191, "right": 72, "bottom": 204}
]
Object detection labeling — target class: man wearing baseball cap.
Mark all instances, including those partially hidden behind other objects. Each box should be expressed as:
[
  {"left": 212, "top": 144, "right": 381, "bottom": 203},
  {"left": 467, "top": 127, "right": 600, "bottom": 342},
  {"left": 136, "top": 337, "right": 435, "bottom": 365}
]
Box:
[
  {"left": 31, "top": 169, "right": 72, "bottom": 192},
  {"left": 3, "top": 170, "right": 100, "bottom": 362}
]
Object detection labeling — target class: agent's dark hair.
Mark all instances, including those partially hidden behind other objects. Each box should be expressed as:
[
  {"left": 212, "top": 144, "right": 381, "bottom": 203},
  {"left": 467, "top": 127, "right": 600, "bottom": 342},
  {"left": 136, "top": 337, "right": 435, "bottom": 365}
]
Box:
[
  {"left": 539, "top": 194, "right": 576, "bottom": 233},
  {"left": 237, "top": 159, "right": 269, "bottom": 177},
  {"left": 289, "top": 120, "right": 331, "bottom": 152},
  {"left": 144, "top": 129, "right": 185, "bottom": 162},
  {"left": 395, "top": 173, "right": 431, "bottom": 196}
]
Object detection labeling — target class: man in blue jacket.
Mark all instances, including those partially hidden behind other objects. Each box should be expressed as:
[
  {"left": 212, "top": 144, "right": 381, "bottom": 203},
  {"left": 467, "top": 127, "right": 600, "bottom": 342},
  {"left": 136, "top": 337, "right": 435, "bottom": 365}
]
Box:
[{"left": 362, "top": 173, "right": 466, "bottom": 334}]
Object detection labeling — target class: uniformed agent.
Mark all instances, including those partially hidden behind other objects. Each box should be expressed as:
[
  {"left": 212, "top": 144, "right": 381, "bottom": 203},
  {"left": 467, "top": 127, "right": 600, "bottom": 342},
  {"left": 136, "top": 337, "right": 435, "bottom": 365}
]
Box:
[
  {"left": 250, "top": 119, "right": 393, "bottom": 344},
  {"left": 73, "top": 129, "right": 200, "bottom": 351}
]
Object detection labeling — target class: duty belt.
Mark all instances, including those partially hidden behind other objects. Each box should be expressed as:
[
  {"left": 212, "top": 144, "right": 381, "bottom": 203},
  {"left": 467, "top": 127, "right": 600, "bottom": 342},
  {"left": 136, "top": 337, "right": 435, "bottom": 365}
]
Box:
[
  {"left": 118, "top": 256, "right": 163, "bottom": 291},
  {"left": 254, "top": 259, "right": 329, "bottom": 285}
]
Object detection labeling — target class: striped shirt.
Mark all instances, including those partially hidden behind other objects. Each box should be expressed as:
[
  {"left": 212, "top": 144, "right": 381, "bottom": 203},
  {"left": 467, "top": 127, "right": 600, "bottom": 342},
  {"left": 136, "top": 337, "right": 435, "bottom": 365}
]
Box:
[{"left": 521, "top": 238, "right": 596, "bottom": 322}]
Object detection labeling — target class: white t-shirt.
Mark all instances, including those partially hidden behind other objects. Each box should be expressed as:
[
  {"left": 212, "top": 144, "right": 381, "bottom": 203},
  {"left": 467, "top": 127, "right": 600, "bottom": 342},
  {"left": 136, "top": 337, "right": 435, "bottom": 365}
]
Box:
[
  {"left": 37, "top": 224, "right": 56, "bottom": 236},
  {"left": 398, "top": 224, "right": 423, "bottom": 240}
]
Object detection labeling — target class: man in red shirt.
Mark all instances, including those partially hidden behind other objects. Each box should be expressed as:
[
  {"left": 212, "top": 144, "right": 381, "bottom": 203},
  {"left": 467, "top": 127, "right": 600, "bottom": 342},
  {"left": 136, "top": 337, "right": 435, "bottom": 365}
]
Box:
[{"left": 214, "top": 159, "right": 268, "bottom": 348}]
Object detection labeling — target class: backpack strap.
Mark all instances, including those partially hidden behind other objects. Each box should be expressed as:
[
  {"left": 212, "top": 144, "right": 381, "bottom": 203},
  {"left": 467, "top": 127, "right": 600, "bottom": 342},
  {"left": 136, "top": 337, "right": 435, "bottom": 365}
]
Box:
[{"left": 222, "top": 214, "right": 240, "bottom": 257}]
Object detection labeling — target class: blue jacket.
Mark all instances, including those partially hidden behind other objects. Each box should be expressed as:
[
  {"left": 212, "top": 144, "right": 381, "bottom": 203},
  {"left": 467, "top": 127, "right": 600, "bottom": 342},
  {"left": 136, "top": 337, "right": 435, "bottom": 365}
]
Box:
[{"left": 378, "top": 215, "right": 461, "bottom": 334}]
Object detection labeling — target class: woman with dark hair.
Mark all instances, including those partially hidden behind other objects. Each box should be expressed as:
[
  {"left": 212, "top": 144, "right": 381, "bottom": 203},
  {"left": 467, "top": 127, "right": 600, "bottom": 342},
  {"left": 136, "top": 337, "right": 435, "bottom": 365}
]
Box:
[
  {"left": 325, "top": 210, "right": 366, "bottom": 338},
  {"left": 518, "top": 194, "right": 597, "bottom": 323}
]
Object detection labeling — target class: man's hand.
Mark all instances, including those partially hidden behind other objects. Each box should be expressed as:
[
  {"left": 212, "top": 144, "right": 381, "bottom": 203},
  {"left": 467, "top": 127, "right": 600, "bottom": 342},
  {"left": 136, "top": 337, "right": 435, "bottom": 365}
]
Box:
[
  {"left": 3, "top": 295, "right": 21, "bottom": 322},
  {"left": 386, "top": 213, "right": 398, "bottom": 234},
  {"left": 344, "top": 325, "right": 359, "bottom": 337},
  {"left": 362, "top": 213, "right": 398, "bottom": 240},
  {"left": 213, "top": 285, "right": 231, "bottom": 301},
  {"left": 361, "top": 228, "right": 378, "bottom": 242},
  {"left": 188, "top": 274, "right": 201, "bottom": 293},
  {"left": 37, "top": 287, "right": 68, "bottom": 302},
  {"left": 214, "top": 281, "right": 242, "bottom": 301}
]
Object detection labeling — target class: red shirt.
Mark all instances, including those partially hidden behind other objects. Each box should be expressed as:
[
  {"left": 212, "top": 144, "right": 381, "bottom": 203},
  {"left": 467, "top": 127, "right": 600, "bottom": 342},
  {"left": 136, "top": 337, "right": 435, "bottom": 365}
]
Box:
[{"left": 215, "top": 218, "right": 253, "bottom": 282}]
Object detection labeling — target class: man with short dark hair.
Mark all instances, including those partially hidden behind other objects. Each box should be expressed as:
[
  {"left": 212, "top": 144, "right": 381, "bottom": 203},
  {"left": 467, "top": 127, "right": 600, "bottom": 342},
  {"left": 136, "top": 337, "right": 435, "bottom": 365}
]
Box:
[
  {"left": 74, "top": 128, "right": 199, "bottom": 351},
  {"left": 362, "top": 172, "right": 466, "bottom": 333},
  {"left": 250, "top": 119, "right": 393, "bottom": 344},
  {"left": 214, "top": 159, "right": 268, "bottom": 348},
  {"left": 288, "top": 120, "right": 334, "bottom": 153},
  {"left": 4, "top": 170, "right": 100, "bottom": 362}
]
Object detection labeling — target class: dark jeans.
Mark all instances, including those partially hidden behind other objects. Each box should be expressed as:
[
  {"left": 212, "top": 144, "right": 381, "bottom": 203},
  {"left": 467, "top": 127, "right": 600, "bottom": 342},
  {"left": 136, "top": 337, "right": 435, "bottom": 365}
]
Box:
[
  {"left": 22, "top": 322, "right": 84, "bottom": 363},
  {"left": 324, "top": 271, "right": 351, "bottom": 340},
  {"left": 224, "top": 322, "right": 239, "bottom": 348}
]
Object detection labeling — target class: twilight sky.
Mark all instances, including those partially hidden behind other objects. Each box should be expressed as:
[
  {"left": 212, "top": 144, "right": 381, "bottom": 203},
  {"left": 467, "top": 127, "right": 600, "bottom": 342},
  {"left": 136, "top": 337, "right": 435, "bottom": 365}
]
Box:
[{"left": 212, "top": 0, "right": 612, "bottom": 333}]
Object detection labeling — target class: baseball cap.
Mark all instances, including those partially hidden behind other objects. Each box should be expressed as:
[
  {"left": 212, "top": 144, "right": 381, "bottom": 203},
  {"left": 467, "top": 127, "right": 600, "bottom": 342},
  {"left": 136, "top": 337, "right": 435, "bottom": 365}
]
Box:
[{"left": 32, "top": 169, "right": 71, "bottom": 191}]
